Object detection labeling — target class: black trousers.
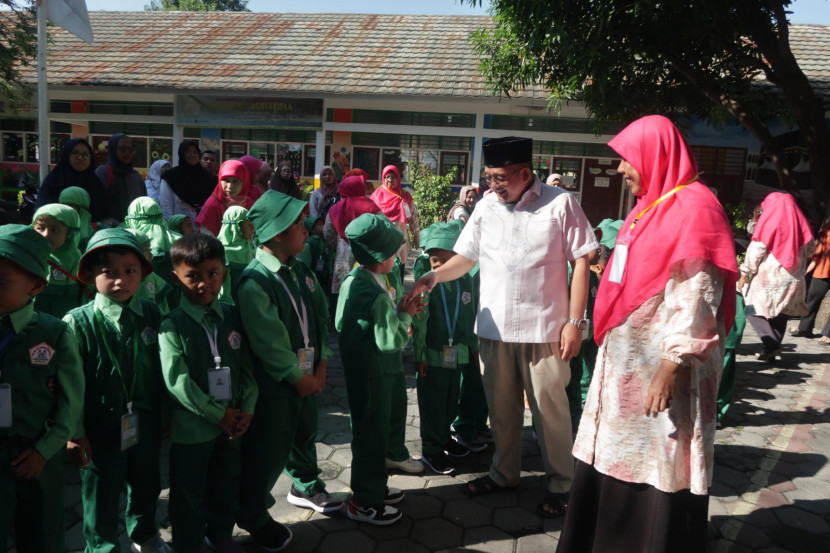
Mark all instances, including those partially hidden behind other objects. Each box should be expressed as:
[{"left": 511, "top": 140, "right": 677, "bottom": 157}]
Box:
[
  {"left": 797, "top": 276, "right": 830, "bottom": 335},
  {"left": 748, "top": 313, "right": 788, "bottom": 352}
]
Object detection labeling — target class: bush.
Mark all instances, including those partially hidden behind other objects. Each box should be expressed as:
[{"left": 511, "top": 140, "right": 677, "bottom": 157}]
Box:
[{"left": 409, "top": 163, "right": 458, "bottom": 229}]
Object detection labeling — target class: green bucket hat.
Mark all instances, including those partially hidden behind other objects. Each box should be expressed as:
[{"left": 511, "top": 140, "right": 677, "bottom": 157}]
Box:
[
  {"left": 78, "top": 228, "right": 153, "bottom": 285},
  {"left": 345, "top": 213, "right": 403, "bottom": 265},
  {"left": 304, "top": 216, "right": 320, "bottom": 233},
  {"left": 421, "top": 220, "right": 464, "bottom": 253},
  {"left": 248, "top": 190, "right": 308, "bottom": 243},
  {"left": 0, "top": 224, "right": 51, "bottom": 282}
]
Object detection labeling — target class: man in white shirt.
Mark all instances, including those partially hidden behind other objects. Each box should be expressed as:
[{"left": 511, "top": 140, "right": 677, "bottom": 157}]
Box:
[{"left": 412, "top": 136, "right": 597, "bottom": 517}]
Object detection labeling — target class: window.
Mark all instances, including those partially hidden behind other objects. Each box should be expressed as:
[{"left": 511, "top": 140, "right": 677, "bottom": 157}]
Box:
[
  {"left": 353, "top": 147, "right": 381, "bottom": 181},
  {"left": 2, "top": 132, "right": 39, "bottom": 163},
  {"left": 439, "top": 152, "right": 468, "bottom": 185}
]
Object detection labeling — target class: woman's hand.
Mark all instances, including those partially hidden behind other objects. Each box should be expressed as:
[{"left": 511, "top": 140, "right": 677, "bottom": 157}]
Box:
[{"left": 645, "top": 360, "right": 681, "bottom": 417}]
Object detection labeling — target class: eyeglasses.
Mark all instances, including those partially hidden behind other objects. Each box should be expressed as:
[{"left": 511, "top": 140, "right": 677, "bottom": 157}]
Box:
[
  {"left": 70, "top": 152, "right": 91, "bottom": 159},
  {"left": 481, "top": 168, "right": 520, "bottom": 186},
  {"left": 117, "top": 146, "right": 135, "bottom": 153}
]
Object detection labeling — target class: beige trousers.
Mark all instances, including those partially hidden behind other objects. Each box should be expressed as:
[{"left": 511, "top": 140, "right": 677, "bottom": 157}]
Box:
[{"left": 479, "top": 338, "right": 574, "bottom": 493}]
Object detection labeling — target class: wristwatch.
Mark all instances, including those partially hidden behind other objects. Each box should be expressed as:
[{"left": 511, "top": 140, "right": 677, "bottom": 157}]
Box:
[{"left": 567, "top": 318, "right": 589, "bottom": 330}]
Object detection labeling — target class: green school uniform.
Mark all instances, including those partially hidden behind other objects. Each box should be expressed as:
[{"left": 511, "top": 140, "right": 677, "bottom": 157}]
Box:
[
  {"left": 234, "top": 248, "right": 332, "bottom": 533},
  {"left": 411, "top": 274, "right": 478, "bottom": 455},
  {"left": 717, "top": 292, "right": 747, "bottom": 423},
  {"left": 64, "top": 293, "right": 165, "bottom": 553},
  {"left": 0, "top": 302, "right": 84, "bottom": 553},
  {"left": 217, "top": 206, "right": 254, "bottom": 304},
  {"left": 299, "top": 234, "right": 333, "bottom": 297},
  {"left": 566, "top": 267, "right": 600, "bottom": 433},
  {"left": 159, "top": 296, "right": 257, "bottom": 553},
  {"left": 335, "top": 266, "right": 413, "bottom": 507},
  {"left": 124, "top": 197, "right": 181, "bottom": 307}
]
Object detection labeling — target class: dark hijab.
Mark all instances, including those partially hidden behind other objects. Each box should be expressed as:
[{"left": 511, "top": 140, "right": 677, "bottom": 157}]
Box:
[
  {"left": 162, "top": 139, "right": 217, "bottom": 209},
  {"left": 100, "top": 133, "right": 146, "bottom": 221},
  {"left": 269, "top": 160, "right": 302, "bottom": 199},
  {"left": 35, "top": 138, "right": 111, "bottom": 221}
]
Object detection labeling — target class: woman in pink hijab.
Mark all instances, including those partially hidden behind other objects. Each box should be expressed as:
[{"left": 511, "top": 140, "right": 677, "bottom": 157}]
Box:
[
  {"left": 239, "top": 155, "right": 271, "bottom": 195},
  {"left": 196, "top": 159, "right": 259, "bottom": 236},
  {"left": 370, "top": 165, "right": 420, "bottom": 259}
]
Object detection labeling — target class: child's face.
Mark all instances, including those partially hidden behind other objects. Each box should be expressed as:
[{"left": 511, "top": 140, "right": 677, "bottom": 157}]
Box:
[
  {"left": 91, "top": 251, "right": 143, "bottom": 304},
  {"left": 240, "top": 219, "right": 255, "bottom": 241},
  {"left": 180, "top": 218, "right": 194, "bottom": 236},
  {"left": 33, "top": 216, "right": 68, "bottom": 250},
  {"left": 276, "top": 214, "right": 309, "bottom": 257},
  {"left": 592, "top": 258, "right": 608, "bottom": 278},
  {"left": 141, "top": 245, "right": 153, "bottom": 263},
  {"left": 311, "top": 219, "right": 324, "bottom": 237},
  {"left": 221, "top": 176, "right": 244, "bottom": 198},
  {"left": 0, "top": 257, "right": 45, "bottom": 314},
  {"left": 171, "top": 258, "right": 227, "bottom": 306},
  {"left": 428, "top": 249, "right": 456, "bottom": 271},
  {"left": 369, "top": 254, "right": 397, "bottom": 274}
]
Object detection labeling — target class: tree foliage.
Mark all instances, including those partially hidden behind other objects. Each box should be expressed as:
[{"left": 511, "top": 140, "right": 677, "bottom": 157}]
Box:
[
  {"left": 145, "top": 0, "right": 249, "bottom": 11},
  {"left": 0, "top": 0, "right": 36, "bottom": 110},
  {"left": 409, "top": 163, "right": 458, "bottom": 229},
  {"left": 461, "top": 0, "right": 830, "bottom": 218}
]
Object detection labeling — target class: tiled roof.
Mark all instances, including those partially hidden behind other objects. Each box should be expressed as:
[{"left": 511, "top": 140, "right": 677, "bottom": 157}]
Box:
[
  {"left": 15, "top": 11, "right": 541, "bottom": 99},
  {"left": 788, "top": 24, "right": 830, "bottom": 103}
]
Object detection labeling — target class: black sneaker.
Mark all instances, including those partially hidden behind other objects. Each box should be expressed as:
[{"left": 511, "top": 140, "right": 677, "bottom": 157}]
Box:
[
  {"left": 250, "top": 519, "right": 292, "bottom": 553},
  {"left": 286, "top": 484, "right": 343, "bottom": 513},
  {"left": 422, "top": 453, "right": 455, "bottom": 475},
  {"left": 453, "top": 433, "right": 488, "bottom": 453},
  {"left": 444, "top": 439, "right": 470, "bottom": 458},
  {"left": 346, "top": 496, "right": 402, "bottom": 526},
  {"left": 384, "top": 486, "right": 405, "bottom": 505}
]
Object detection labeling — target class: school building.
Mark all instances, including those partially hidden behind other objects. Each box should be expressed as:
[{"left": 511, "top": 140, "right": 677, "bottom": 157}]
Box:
[{"left": 2, "top": 12, "right": 829, "bottom": 225}]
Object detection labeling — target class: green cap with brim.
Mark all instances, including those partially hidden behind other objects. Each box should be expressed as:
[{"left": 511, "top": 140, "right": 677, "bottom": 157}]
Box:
[
  {"left": 304, "top": 216, "right": 320, "bottom": 232},
  {"left": 78, "top": 228, "right": 153, "bottom": 285},
  {"left": 0, "top": 224, "right": 51, "bottom": 282},
  {"left": 345, "top": 213, "right": 403, "bottom": 265},
  {"left": 421, "top": 220, "right": 464, "bottom": 253},
  {"left": 248, "top": 190, "right": 308, "bottom": 243}
]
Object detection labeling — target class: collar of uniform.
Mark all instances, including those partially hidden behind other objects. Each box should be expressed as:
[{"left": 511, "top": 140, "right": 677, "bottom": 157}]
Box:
[
  {"left": 94, "top": 292, "right": 143, "bottom": 323},
  {"left": 180, "top": 294, "right": 224, "bottom": 324},
  {"left": 514, "top": 176, "right": 543, "bottom": 208},
  {"left": 4, "top": 300, "right": 35, "bottom": 333},
  {"left": 255, "top": 247, "right": 297, "bottom": 276}
]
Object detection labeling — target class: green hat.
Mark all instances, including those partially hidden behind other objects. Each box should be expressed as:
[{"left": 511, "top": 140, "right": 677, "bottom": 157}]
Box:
[
  {"left": 58, "top": 186, "right": 90, "bottom": 210},
  {"left": 0, "top": 224, "right": 51, "bottom": 282},
  {"left": 421, "top": 220, "right": 464, "bottom": 253},
  {"left": 595, "top": 218, "right": 623, "bottom": 249},
  {"left": 304, "top": 216, "right": 320, "bottom": 232},
  {"left": 78, "top": 228, "right": 153, "bottom": 285},
  {"left": 345, "top": 213, "right": 403, "bottom": 265},
  {"left": 248, "top": 190, "right": 308, "bottom": 243},
  {"left": 124, "top": 228, "right": 152, "bottom": 249}
]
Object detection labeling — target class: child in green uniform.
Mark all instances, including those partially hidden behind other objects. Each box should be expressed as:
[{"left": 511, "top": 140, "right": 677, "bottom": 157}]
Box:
[
  {"left": 411, "top": 221, "right": 479, "bottom": 474},
  {"left": 298, "top": 216, "right": 333, "bottom": 303},
  {"left": 124, "top": 228, "right": 175, "bottom": 314},
  {"left": 166, "top": 214, "right": 194, "bottom": 236},
  {"left": 31, "top": 204, "right": 91, "bottom": 318},
  {"left": 125, "top": 197, "right": 181, "bottom": 307},
  {"left": 59, "top": 186, "right": 97, "bottom": 250},
  {"left": 217, "top": 205, "right": 255, "bottom": 303},
  {"left": 64, "top": 229, "right": 172, "bottom": 553},
  {"left": 335, "top": 213, "right": 425, "bottom": 525},
  {"left": 234, "top": 191, "right": 339, "bottom": 552},
  {"left": 0, "top": 225, "right": 84, "bottom": 553},
  {"left": 160, "top": 234, "right": 258, "bottom": 553}
]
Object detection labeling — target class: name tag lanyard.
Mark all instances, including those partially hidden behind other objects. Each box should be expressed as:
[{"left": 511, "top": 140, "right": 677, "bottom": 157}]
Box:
[
  {"left": 94, "top": 309, "right": 139, "bottom": 414},
  {"left": 275, "top": 272, "right": 310, "bottom": 349},
  {"left": 438, "top": 282, "right": 460, "bottom": 347},
  {"left": 199, "top": 319, "right": 222, "bottom": 369}
]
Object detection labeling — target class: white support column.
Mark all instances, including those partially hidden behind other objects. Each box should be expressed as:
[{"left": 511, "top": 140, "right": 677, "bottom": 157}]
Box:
[
  {"left": 314, "top": 129, "right": 325, "bottom": 190},
  {"left": 471, "top": 110, "right": 487, "bottom": 188},
  {"left": 36, "top": 5, "right": 49, "bottom": 183}
]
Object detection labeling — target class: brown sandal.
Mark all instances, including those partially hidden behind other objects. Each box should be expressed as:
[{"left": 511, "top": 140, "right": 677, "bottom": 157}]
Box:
[{"left": 463, "top": 475, "right": 505, "bottom": 496}]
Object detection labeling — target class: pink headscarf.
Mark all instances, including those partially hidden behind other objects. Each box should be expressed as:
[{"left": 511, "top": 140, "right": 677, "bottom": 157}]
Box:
[
  {"left": 593, "top": 115, "right": 738, "bottom": 343},
  {"left": 239, "top": 155, "right": 263, "bottom": 187},
  {"left": 751, "top": 192, "right": 813, "bottom": 270},
  {"left": 196, "top": 160, "right": 256, "bottom": 236},
  {"left": 371, "top": 165, "right": 413, "bottom": 223},
  {"left": 328, "top": 175, "right": 381, "bottom": 241}
]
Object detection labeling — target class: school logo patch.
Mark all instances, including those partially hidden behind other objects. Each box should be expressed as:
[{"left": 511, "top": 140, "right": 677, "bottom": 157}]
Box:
[
  {"left": 51, "top": 268, "right": 67, "bottom": 281},
  {"left": 591, "top": 285, "right": 598, "bottom": 298},
  {"left": 141, "top": 327, "right": 157, "bottom": 345},
  {"left": 228, "top": 331, "right": 242, "bottom": 350},
  {"left": 28, "top": 342, "right": 55, "bottom": 365},
  {"left": 461, "top": 291, "right": 472, "bottom": 305},
  {"left": 146, "top": 281, "right": 156, "bottom": 294},
  {"left": 305, "top": 276, "right": 315, "bottom": 292}
]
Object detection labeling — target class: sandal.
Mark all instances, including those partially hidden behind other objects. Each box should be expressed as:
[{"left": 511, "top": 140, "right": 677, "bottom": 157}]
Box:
[
  {"left": 463, "top": 475, "right": 505, "bottom": 497},
  {"left": 540, "top": 491, "right": 569, "bottom": 518},
  {"left": 819, "top": 337, "right": 830, "bottom": 345}
]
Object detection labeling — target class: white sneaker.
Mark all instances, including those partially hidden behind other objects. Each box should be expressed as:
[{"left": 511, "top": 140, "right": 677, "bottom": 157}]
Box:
[
  {"left": 130, "top": 535, "right": 172, "bottom": 553},
  {"left": 385, "top": 456, "right": 424, "bottom": 473},
  {"left": 346, "top": 497, "right": 402, "bottom": 525}
]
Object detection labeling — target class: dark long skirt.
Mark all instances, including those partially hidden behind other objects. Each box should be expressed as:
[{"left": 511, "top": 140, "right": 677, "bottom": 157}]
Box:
[{"left": 557, "top": 460, "right": 709, "bottom": 553}]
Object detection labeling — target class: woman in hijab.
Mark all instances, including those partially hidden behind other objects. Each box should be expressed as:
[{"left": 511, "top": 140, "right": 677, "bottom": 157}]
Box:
[
  {"left": 794, "top": 217, "right": 830, "bottom": 344},
  {"left": 94, "top": 133, "right": 147, "bottom": 222},
  {"left": 739, "top": 192, "right": 813, "bottom": 360},
  {"left": 35, "top": 138, "right": 111, "bottom": 222},
  {"left": 159, "top": 139, "right": 217, "bottom": 221},
  {"left": 269, "top": 160, "right": 302, "bottom": 198},
  {"left": 558, "top": 115, "right": 738, "bottom": 553},
  {"left": 239, "top": 155, "right": 272, "bottom": 195},
  {"left": 309, "top": 165, "right": 339, "bottom": 219},
  {"left": 370, "top": 165, "right": 420, "bottom": 258},
  {"left": 446, "top": 185, "right": 477, "bottom": 223},
  {"left": 59, "top": 186, "right": 96, "bottom": 250},
  {"left": 196, "top": 159, "right": 260, "bottom": 236},
  {"left": 145, "top": 159, "right": 171, "bottom": 203}
]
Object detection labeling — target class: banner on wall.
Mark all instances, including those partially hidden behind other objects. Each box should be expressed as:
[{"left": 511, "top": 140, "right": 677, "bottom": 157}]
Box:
[{"left": 176, "top": 96, "right": 324, "bottom": 129}]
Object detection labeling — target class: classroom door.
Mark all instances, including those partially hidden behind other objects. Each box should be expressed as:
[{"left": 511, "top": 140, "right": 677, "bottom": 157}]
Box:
[{"left": 580, "top": 158, "right": 625, "bottom": 225}]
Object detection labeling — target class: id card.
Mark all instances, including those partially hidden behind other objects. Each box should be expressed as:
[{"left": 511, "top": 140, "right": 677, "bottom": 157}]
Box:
[
  {"left": 403, "top": 203, "right": 412, "bottom": 219},
  {"left": 208, "top": 367, "right": 232, "bottom": 401},
  {"left": 0, "top": 384, "right": 11, "bottom": 428},
  {"left": 298, "top": 347, "right": 315, "bottom": 375},
  {"left": 120, "top": 411, "right": 139, "bottom": 451},
  {"left": 442, "top": 346, "right": 458, "bottom": 369},
  {"left": 607, "top": 244, "right": 628, "bottom": 284}
]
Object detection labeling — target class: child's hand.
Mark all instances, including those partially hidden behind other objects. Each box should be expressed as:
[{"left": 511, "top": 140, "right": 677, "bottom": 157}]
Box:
[
  {"left": 233, "top": 412, "right": 253, "bottom": 437},
  {"left": 11, "top": 447, "right": 46, "bottom": 480},
  {"left": 67, "top": 437, "right": 93, "bottom": 469},
  {"left": 295, "top": 374, "right": 322, "bottom": 397},
  {"left": 313, "top": 360, "right": 328, "bottom": 392},
  {"left": 415, "top": 361, "right": 428, "bottom": 377},
  {"left": 219, "top": 407, "right": 241, "bottom": 438},
  {"left": 398, "top": 293, "right": 425, "bottom": 317}
]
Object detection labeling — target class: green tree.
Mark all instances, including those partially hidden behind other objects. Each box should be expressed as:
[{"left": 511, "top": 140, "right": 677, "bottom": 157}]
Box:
[
  {"left": 145, "top": 0, "right": 249, "bottom": 10},
  {"left": 0, "top": 0, "right": 36, "bottom": 110},
  {"left": 409, "top": 163, "right": 458, "bottom": 229},
  {"left": 461, "top": 0, "right": 830, "bottom": 218}
]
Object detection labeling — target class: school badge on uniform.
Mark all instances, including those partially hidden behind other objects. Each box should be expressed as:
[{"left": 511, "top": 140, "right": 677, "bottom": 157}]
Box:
[
  {"left": 228, "top": 331, "right": 242, "bottom": 350},
  {"left": 52, "top": 268, "right": 67, "bottom": 281},
  {"left": 305, "top": 276, "right": 315, "bottom": 292},
  {"left": 461, "top": 291, "right": 472, "bottom": 305},
  {"left": 141, "top": 327, "right": 157, "bottom": 345},
  {"left": 146, "top": 281, "right": 156, "bottom": 294},
  {"left": 28, "top": 342, "right": 55, "bottom": 365},
  {"left": 591, "top": 285, "right": 598, "bottom": 298}
]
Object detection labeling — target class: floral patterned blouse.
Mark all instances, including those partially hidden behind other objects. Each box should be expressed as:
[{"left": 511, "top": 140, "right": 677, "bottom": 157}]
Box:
[
  {"left": 573, "top": 259, "right": 726, "bottom": 495},
  {"left": 324, "top": 216, "right": 356, "bottom": 294},
  {"left": 740, "top": 242, "right": 811, "bottom": 319}
]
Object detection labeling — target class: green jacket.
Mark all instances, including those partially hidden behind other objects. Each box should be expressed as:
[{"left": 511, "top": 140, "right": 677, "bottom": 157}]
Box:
[
  {"left": 134, "top": 272, "right": 174, "bottom": 315},
  {"left": 0, "top": 302, "right": 84, "bottom": 460},
  {"left": 411, "top": 275, "right": 478, "bottom": 367},
  {"left": 335, "top": 266, "right": 411, "bottom": 377},
  {"left": 159, "top": 296, "right": 257, "bottom": 444},
  {"left": 298, "top": 235, "right": 333, "bottom": 281},
  {"left": 235, "top": 248, "right": 332, "bottom": 386}
]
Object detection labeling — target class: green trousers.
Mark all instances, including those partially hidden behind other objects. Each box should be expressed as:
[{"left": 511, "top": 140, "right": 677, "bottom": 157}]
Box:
[
  {"left": 416, "top": 366, "right": 461, "bottom": 455},
  {"left": 81, "top": 409, "right": 163, "bottom": 553},
  {"left": 0, "top": 444, "right": 64, "bottom": 553},
  {"left": 169, "top": 437, "right": 240, "bottom": 553},
  {"left": 385, "top": 371, "right": 411, "bottom": 462},
  {"left": 718, "top": 293, "right": 747, "bottom": 423},
  {"left": 237, "top": 378, "right": 323, "bottom": 533},
  {"left": 566, "top": 340, "right": 598, "bottom": 434},
  {"left": 452, "top": 360, "right": 488, "bottom": 441}
]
